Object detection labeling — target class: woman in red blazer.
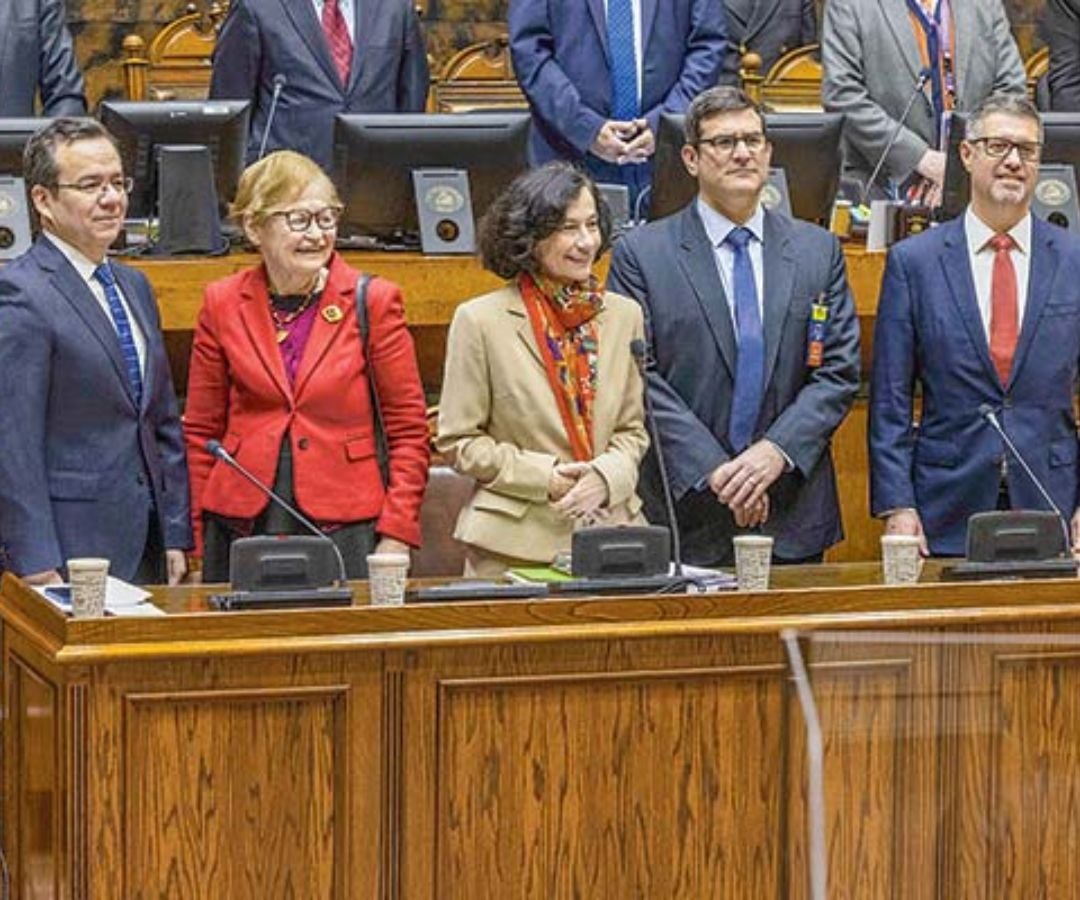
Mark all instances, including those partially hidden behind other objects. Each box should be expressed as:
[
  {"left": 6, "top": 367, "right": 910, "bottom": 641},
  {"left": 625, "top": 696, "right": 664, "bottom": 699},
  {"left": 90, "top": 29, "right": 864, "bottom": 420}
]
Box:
[{"left": 183, "top": 151, "right": 430, "bottom": 581}]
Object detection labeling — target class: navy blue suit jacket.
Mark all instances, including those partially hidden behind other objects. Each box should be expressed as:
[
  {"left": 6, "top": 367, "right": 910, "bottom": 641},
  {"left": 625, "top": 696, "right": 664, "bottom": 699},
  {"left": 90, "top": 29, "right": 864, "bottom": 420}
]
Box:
[
  {"left": 608, "top": 203, "right": 861, "bottom": 564},
  {"left": 870, "top": 215, "right": 1080, "bottom": 555},
  {"left": 0, "top": 238, "right": 192, "bottom": 579},
  {"left": 0, "top": 0, "right": 86, "bottom": 116},
  {"left": 209, "top": 0, "right": 429, "bottom": 171},
  {"left": 508, "top": 0, "right": 726, "bottom": 176}
]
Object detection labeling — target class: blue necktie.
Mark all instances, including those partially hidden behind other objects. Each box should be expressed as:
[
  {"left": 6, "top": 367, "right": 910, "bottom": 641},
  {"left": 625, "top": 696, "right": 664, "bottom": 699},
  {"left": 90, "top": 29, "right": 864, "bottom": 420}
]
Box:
[
  {"left": 606, "top": 0, "right": 639, "bottom": 121},
  {"left": 726, "top": 227, "right": 764, "bottom": 452},
  {"left": 92, "top": 263, "right": 143, "bottom": 406}
]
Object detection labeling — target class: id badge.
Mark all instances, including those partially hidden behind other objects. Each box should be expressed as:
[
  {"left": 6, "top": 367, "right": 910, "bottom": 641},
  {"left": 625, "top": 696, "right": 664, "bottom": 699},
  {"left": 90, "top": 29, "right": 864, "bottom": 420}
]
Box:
[{"left": 806, "top": 296, "right": 828, "bottom": 368}]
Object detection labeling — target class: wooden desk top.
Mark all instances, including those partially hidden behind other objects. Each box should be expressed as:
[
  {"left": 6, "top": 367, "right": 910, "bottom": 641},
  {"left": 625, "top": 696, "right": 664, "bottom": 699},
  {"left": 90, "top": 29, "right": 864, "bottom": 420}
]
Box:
[{"left": 133, "top": 243, "right": 886, "bottom": 331}]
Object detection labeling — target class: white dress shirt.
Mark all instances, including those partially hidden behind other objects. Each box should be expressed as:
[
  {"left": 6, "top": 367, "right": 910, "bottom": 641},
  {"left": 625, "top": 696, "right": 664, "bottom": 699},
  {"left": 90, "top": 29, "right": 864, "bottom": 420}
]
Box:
[
  {"left": 964, "top": 207, "right": 1032, "bottom": 341},
  {"left": 44, "top": 232, "right": 146, "bottom": 374}
]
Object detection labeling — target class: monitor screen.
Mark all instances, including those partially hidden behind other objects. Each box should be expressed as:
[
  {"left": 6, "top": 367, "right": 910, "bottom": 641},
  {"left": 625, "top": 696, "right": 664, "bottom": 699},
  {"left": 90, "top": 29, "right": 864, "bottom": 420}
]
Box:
[
  {"left": 649, "top": 111, "right": 844, "bottom": 223},
  {"left": 0, "top": 118, "right": 53, "bottom": 177},
  {"left": 332, "top": 112, "right": 530, "bottom": 242},
  {"left": 98, "top": 100, "right": 251, "bottom": 220},
  {"left": 941, "top": 111, "right": 1080, "bottom": 222}
]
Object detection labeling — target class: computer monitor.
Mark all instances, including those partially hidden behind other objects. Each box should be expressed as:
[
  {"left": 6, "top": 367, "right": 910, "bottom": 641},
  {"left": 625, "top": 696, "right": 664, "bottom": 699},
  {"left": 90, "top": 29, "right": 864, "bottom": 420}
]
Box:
[
  {"left": 0, "top": 118, "right": 53, "bottom": 176},
  {"left": 332, "top": 112, "right": 530, "bottom": 242},
  {"left": 649, "top": 111, "right": 844, "bottom": 223},
  {"left": 941, "top": 111, "right": 1080, "bottom": 221},
  {"left": 98, "top": 100, "right": 251, "bottom": 219}
]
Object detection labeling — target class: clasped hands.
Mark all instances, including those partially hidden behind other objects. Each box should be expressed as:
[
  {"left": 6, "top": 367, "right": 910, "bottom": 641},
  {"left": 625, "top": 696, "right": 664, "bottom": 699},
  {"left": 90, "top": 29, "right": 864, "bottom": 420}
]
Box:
[
  {"left": 549, "top": 461, "right": 610, "bottom": 525},
  {"left": 708, "top": 440, "right": 787, "bottom": 528},
  {"left": 591, "top": 119, "right": 655, "bottom": 166}
]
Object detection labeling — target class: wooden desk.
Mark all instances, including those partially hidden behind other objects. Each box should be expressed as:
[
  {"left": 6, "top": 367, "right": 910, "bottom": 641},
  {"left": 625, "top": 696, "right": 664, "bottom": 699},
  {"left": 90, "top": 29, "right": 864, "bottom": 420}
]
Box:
[{"left": 5, "top": 568, "right": 1080, "bottom": 898}]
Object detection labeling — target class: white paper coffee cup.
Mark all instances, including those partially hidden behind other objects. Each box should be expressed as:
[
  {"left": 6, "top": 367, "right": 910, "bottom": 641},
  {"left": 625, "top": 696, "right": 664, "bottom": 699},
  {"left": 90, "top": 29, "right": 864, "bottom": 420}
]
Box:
[
  {"left": 66, "top": 557, "right": 109, "bottom": 617},
  {"left": 366, "top": 552, "right": 410, "bottom": 606},
  {"left": 881, "top": 535, "right": 922, "bottom": 585},
  {"left": 733, "top": 535, "right": 773, "bottom": 591}
]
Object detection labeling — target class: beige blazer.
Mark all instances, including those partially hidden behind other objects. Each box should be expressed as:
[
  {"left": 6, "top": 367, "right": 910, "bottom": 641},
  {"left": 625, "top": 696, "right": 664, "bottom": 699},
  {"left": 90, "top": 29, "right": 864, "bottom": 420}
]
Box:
[{"left": 435, "top": 285, "right": 649, "bottom": 563}]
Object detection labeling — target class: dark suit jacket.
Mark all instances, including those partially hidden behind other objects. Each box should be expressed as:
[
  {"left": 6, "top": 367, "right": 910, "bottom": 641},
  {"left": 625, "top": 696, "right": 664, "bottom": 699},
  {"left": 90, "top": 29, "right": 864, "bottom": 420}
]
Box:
[
  {"left": 183, "top": 253, "right": 430, "bottom": 556},
  {"left": 209, "top": 0, "right": 429, "bottom": 171},
  {"left": 508, "top": 0, "right": 725, "bottom": 174},
  {"left": 0, "top": 237, "right": 191, "bottom": 579},
  {"left": 870, "top": 215, "right": 1080, "bottom": 556},
  {"left": 719, "top": 0, "right": 817, "bottom": 84},
  {"left": 607, "top": 203, "right": 861, "bottom": 564},
  {"left": 0, "top": 0, "right": 86, "bottom": 116},
  {"left": 1044, "top": 0, "right": 1080, "bottom": 111}
]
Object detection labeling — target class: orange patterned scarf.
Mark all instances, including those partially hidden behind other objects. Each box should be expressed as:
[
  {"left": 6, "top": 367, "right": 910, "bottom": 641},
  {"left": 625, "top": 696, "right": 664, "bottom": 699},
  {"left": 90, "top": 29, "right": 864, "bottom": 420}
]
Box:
[{"left": 519, "top": 271, "right": 603, "bottom": 461}]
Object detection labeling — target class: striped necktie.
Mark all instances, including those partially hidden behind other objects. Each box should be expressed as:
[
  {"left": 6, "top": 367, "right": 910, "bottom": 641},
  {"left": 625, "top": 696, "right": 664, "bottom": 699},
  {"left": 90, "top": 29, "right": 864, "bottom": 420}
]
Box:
[
  {"left": 92, "top": 263, "right": 143, "bottom": 405},
  {"left": 606, "top": 0, "right": 639, "bottom": 120},
  {"left": 322, "top": 0, "right": 353, "bottom": 87}
]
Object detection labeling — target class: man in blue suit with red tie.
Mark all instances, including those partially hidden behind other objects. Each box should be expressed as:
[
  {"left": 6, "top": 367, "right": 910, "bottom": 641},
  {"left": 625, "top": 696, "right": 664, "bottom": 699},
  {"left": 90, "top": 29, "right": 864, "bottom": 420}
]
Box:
[
  {"left": 509, "top": 0, "right": 726, "bottom": 208},
  {"left": 0, "top": 119, "right": 191, "bottom": 585},
  {"left": 871, "top": 93, "right": 1080, "bottom": 556}
]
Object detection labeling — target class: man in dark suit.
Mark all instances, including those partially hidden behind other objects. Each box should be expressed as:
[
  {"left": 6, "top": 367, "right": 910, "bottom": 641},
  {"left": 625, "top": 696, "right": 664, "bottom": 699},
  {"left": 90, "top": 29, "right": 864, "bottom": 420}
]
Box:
[
  {"left": 0, "top": 119, "right": 191, "bottom": 585},
  {"left": 508, "top": 0, "right": 726, "bottom": 206},
  {"left": 607, "top": 86, "right": 860, "bottom": 566},
  {"left": 209, "top": 0, "right": 429, "bottom": 171},
  {"left": 871, "top": 93, "right": 1080, "bottom": 556},
  {"left": 719, "top": 0, "right": 817, "bottom": 85},
  {"left": 0, "top": 0, "right": 86, "bottom": 116},
  {"left": 1044, "top": 0, "right": 1080, "bottom": 111}
]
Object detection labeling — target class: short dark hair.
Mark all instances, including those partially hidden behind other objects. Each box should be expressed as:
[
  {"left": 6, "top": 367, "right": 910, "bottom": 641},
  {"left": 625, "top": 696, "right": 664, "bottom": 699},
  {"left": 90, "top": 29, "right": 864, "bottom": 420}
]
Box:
[
  {"left": 684, "top": 86, "right": 766, "bottom": 146},
  {"left": 23, "top": 118, "right": 120, "bottom": 190},
  {"left": 478, "top": 161, "right": 612, "bottom": 280},
  {"left": 966, "top": 92, "right": 1043, "bottom": 142}
]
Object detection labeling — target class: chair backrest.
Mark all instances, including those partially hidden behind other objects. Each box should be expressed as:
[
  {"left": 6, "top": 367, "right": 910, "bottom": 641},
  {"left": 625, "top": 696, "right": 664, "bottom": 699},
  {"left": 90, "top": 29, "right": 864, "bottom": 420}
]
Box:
[
  {"left": 428, "top": 36, "right": 528, "bottom": 113},
  {"left": 1025, "top": 46, "right": 1050, "bottom": 110},
  {"left": 742, "top": 43, "right": 823, "bottom": 112},
  {"left": 122, "top": 1, "right": 228, "bottom": 101},
  {"left": 411, "top": 466, "right": 474, "bottom": 577}
]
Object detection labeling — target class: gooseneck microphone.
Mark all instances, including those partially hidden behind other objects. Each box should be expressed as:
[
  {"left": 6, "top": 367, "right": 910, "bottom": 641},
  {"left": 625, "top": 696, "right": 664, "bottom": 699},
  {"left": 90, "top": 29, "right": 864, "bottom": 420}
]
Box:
[
  {"left": 978, "top": 404, "right": 1072, "bottom": 553},
  {"left": 256, "top": 73, "right": 288, "bottom": 162},
  {"left": 205, "top": 438, "right": 348, "bottom": 586},
  {"left": 630, "top": 339, "right": 684, "bottom": 577},
  {"left": 860, "top": 68, "right": 933, "bottom": 207}
]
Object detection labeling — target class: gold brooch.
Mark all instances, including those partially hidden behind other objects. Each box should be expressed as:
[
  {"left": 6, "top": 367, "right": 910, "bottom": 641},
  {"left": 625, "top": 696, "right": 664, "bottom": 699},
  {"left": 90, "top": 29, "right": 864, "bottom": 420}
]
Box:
[{"left": 322, "top": 305, "right": 344, "bottom": 323}]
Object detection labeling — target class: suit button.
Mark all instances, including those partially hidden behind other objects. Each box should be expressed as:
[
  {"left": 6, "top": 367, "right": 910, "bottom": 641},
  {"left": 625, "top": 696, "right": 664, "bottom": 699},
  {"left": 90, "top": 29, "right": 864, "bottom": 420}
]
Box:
[
  {"left": 136, "top": 474, "right": 146, "bottom": 486},
  {"left": 297, "top": 437, "right": 310, "bottom": 450},
  {"left": 1003, "top": 396, "right": 1013, "bottom": 408}
]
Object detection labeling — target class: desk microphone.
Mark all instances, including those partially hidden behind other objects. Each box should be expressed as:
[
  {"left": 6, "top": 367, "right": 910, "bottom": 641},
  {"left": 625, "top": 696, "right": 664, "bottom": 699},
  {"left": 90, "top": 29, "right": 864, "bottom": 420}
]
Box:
[
  {"left": 978, "top": 404, "right": 1072, "bottom": 552},
  {"left": 205, "top": 438, "right": 348, "bottom": 586},
  {"left": 630, "top": 338, "right": 684, "bottom": 577},
  {"left": 256, "top": 73, "right": 288, "bottom": 162},
  {"left": 861, "top": 68, "right": 932, "bottom": 207}
]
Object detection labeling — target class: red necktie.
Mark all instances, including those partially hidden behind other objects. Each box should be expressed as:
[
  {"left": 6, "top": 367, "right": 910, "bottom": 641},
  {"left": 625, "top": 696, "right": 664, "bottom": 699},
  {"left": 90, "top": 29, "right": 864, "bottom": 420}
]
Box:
[
  {"left": 988, "top": 233, "right": 1019, "bottom": 386},
  {"left": 321, "top": 0, "right": 353, "bottom": 87}
]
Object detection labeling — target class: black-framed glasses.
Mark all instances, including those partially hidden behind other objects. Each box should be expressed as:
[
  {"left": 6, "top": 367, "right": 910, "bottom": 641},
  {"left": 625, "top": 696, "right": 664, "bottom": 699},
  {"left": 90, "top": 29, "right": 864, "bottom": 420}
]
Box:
[
  {"left": 55, "top": 176, "right": 134, "bottom": 197},
  {"left": 696, "top": 132, "right": 768, "bottom": 155},
  {"left": 269, "top": 207, "right": 343, "bottom": 232},
  {"left": 969, "top": 137, "right": 1042, "bottom": 163}
]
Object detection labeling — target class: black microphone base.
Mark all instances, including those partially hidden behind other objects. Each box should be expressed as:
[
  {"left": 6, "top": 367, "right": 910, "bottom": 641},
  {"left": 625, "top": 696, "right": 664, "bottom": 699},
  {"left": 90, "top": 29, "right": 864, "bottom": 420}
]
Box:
[
  {"left": 210, "top": 586, "right": 354, "bottom": 610},
  {"left": 941, "top": 558, "right": 1079, "bottom": 582}
]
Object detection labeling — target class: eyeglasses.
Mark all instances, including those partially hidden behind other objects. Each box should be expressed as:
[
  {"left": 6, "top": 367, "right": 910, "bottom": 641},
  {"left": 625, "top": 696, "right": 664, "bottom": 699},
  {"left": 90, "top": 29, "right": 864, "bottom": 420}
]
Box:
[
  {"left": 696, "top": 132, "right": 768, "bottom": 155},
  {"left": 969, "top": 137, "right": 1042, "bottom": 163},
  {"left": 269, "top": 207, "right": 343, "bottom": 232},
  {"left": 55, "top": 176, "right": 134, "bottom": 197}
]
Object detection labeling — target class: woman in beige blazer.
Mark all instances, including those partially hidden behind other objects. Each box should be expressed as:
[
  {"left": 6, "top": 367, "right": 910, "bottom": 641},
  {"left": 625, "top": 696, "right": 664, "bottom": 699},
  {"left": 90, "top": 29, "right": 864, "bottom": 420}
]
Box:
[{"left": 436, "top": 163, "right": 649, "bottom": 576}]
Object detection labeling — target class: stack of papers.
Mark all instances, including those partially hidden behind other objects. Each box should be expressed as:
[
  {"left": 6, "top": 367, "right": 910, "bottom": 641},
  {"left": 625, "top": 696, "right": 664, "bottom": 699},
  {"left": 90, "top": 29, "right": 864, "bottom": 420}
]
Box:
[{"left": 34, "top": 577, "right": 166, "bottom": 617}]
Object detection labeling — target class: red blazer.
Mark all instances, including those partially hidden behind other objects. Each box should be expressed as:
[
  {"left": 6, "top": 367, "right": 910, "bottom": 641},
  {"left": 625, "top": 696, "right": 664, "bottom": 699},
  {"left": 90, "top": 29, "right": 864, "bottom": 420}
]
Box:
[{"left": 183, "top": 253, "right": 430, "bottom": 556}]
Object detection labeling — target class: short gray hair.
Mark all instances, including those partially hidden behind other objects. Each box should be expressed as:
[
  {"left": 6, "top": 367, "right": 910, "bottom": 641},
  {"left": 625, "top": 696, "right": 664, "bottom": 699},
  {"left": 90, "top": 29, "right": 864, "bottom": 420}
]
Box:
[
  {"left": 966, "top": 92, "right": 1043, "bottom": 142},
  {"left": 23, "top": 118, "right": 120, "bottom": 191}
]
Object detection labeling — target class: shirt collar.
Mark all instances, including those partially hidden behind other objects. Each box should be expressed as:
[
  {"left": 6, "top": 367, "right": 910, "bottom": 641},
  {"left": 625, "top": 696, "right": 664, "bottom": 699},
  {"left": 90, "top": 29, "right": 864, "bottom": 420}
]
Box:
[
  {"left": 43, "top": 231, "right": 107, "bottom": 282},
  {"left": 696, "top": 197, "right": 766, "bottom": 248},
  {"left": 964, "top": 206, "right": 1031, "bottom": 256}
]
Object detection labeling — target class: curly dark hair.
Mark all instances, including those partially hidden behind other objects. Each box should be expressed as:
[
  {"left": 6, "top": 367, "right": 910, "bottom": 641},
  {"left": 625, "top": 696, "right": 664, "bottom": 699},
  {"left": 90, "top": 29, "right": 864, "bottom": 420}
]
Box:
[{"left": 478, "top": 161, "right": 613, "bottom": 280}]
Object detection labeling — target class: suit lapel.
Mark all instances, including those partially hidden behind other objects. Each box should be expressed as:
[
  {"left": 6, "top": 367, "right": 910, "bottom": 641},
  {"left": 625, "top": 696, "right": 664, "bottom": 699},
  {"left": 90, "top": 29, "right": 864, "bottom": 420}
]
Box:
[
  {"left": 292, "top": 274, "right": 354, "bottom": 396},
  {"left": 276, "top": 0, "right": 341, "bottom": 92},
  {"left": 878, "top": 0, "right": 924, "bottom": 84},
  {"left": 677, "top": 205, "right": 737, "bottom": 378},
  {"left": 38, "top": 241, "right": 138, "bottom": 412},
  {"left": 345, "top": 0, "right": 370, "bottom": 96},
  {"left": 939, "top": 219, "right": 1000, "bottom": 386},
  {"left": 761, "top": 210, "right": 796, "bottom": 391},
  {"left": 509, "top": 291, "right": 545, "bottom": 370},
  {"left": 744, "top": 0, "right": 784, "bottom": 46},
  {"left": 640, "top": 0, "right": 658, "bottom": 51},
  {"left": 1009, "top": 219, "right": 1057, "bottom": 388},
  {"left": 952, "top": 0, "right": 972, "bottom": 100},
  {"left": 238, "top": 273, "right": 292, "bottom": 403},
  {"left": 587, "top": 0, "right": 609, "bottom": 57}
]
